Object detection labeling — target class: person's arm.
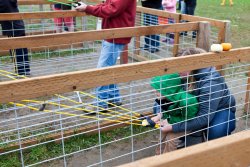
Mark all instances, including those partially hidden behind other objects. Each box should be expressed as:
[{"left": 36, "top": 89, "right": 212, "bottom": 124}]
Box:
[
  {"left": 172, "top": 81, "right": 224, "bottom": 133},
  {"left": 167, "top": 0, "right": 177, "bottom": 8},
  {"left": 79, "top": 0, "right": 128, "bottom": 19}
]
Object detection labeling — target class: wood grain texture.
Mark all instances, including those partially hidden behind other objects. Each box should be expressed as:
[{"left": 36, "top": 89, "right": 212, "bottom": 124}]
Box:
[
  {"left": 118, "top": 130, "right": 250, "bottom": 167},
  {"left": 0, "top": 47, "right": 249, "bottom": 103},
  {"left": 0, "top": 22, "right": 199, "bottom": 50}
]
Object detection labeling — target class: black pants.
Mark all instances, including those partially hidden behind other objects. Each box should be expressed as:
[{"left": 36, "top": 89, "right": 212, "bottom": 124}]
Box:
[{"left": 9, "top": 33, "right": 30, "bottom": 75}]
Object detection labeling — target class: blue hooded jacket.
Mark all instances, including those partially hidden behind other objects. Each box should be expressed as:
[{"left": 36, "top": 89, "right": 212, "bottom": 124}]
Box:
[{"left": 172, "top": 67, "right": 236, "bottom": 132}]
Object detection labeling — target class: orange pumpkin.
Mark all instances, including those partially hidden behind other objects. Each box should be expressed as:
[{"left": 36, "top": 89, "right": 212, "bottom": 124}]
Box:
[{"left": 221, "top": 43, "right": 232, "bottom": 51}]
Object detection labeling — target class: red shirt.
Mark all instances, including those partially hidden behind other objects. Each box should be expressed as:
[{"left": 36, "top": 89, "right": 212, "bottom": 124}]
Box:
[{"left": 85, "top": 0, "right": 136, "bottom": 44}]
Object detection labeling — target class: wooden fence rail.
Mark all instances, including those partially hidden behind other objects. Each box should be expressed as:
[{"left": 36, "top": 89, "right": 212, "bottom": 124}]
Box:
[
  {"left": 0, "top": 22, "right": 199, "bottom": 50},
  {"left": 0, "top": 47, "right": 249, "bottom": 103},
  {"left": 119, "top": 130, "right": 250, "bottom": 167}
]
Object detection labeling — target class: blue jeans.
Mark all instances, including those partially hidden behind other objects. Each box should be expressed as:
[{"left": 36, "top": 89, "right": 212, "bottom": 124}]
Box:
[
  {"left": 207, "top": 109, "right": 236, "bottom": 140},
  {"left": 95, "top": 41, "right": 125, "bottom": 108},
  {"left": 153, "top": 101, "right": 161, "bottom": 114},
  {"left": 143, "top": 13, "right": 160, "bottom": 50},
  {"left": 181, "top": 1, "right": 186, "bottom": 14}
]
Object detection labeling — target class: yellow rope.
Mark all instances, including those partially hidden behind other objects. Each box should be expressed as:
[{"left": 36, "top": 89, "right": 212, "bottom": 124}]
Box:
[
  {"left": 0, "top": 70, "right": 145, "bottom": 127},
  {"left": 78, "top": 91, "right": 141, "bottom": 117},
  {"left": 22, "top": 99, "right": 141, "bottom": 123},
  {"left": 55, "top": 94, "right": 141, "bottom": 122},
  {"left": 9, "top": 102, "right": 142, "bottom": 126}
]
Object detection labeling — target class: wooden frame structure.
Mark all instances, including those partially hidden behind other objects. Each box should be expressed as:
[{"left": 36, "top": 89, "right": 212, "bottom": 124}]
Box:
[
  {"left": 0, "top": 46, "right": 249, "bottom": 153},
  {"left": 0, "top": 2, "right": 249, "bottom": 163},
  {"left": 1, "top": 3, "right": 231, "bottom": 55}
]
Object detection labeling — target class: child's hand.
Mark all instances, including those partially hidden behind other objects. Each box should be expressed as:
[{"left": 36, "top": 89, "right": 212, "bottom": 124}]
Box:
[
  {"left": 151, "top": 113, "right": 162, "bottom": 123},
  {"left": 159, "top": 120, "right": 172, "bottom": 133}
]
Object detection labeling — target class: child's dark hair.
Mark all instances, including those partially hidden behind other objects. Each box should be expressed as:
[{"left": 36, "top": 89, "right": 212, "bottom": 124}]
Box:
[{"left": 176, "top": 48, "right": 207, "bottom": 57}]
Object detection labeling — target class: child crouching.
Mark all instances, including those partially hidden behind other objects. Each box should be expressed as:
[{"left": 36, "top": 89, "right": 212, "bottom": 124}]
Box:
[{"left": 150, "top": 73, "right": 198, "bottom": 154}]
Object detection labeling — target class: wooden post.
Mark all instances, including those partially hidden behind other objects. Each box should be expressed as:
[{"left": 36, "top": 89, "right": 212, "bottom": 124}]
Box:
[
  {"left": 245, "top": 73, "right": 250, "bottom": 113},
  {"left": 134, "top": 12, "right": 141, "bottom": 56},
  {"left": 173, "top": 15, "right": 181, "bottom": 56},
  {"left": 217, "top": 20, "right": 231, "bottom": 76},
  {"left": 120, "top": 45, "right": 128, "bottom": 64},
  {"left": 197, "top": 21, "right": 211, "bottom": 52}
]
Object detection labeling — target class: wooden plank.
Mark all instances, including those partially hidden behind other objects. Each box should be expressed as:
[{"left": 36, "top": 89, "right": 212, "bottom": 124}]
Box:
[
  {"left": 137, "top": 6, "right": 180, "bottom": 20},
  {"left": 118, "top": 130, "right": 250, "bottom": 167},
  {"left": 244, "top": 71, "right": 250, "bottom": 112},
  {"left": 197, "top": 21, "right": 211, "bottom": 52},
  {"left": 17, "top": 0, "right": 101, "bottom": 5},
  {"left": 0, "top": 43, "right": 84, "bottom": 56},
  {"left": 0, "top": 47, "right": 249, "bottom": 103},
  {"left": 173, "top": 15, "right": 181, "bottom": 56},
  {"left": 217, "top": 21, "right": 231, "bottom": 76},
  {"left": 0, "top": 22, "right": 199, "bottom": 50},
  {"left": 181, "top": 14, "right": 225, "bottom": 29},
  {"left": 0, "top": 11, "right": 87, "bottom": 21}
]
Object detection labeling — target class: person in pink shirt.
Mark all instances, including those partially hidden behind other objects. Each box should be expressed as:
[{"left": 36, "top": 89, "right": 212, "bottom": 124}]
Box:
[{"left": 161, "top": 0, "right": 177, "bottom": 44}]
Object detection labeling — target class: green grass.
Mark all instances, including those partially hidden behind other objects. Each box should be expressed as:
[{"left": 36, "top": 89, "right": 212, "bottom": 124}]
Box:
[
  {"left": 0, "top": 125, "right": 149, "bottom": 166},
  {"left": 195, "top": 0, "right": 250, "bottom": 48}
]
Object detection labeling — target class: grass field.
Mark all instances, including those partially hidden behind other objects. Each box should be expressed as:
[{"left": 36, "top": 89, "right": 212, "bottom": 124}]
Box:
[{"left": 195, "top": 0, "right": 250, "bottom": 48}]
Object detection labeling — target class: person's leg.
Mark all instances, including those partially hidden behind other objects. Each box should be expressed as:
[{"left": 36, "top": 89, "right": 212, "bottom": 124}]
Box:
[
  {"left": 14, "top": 48, "right": 30, "bottom": 76},
  {"left": 96, "top": 41, "right": 125, "bottom": 107},
  {"left": 63, "top": 17, "right": 74, "bottom": 32},
  {"left": 9, "top": 32, "right": 30, "bottom": 76},
  {"left": 181, "top": 1, "right": 187, "bottom": 14},
  {"left": 207, "top": 109, "right": 236, "bottom": 140},
  {"left": 53, "top": 8, "right": 63, "bottom": 33},
  {"left": 180, "top": 1, "right": 188, "bottom": 36},
  {"left": 148, "top": 13, "right": 160, "bottom": 52},
  {"left": 143, "top": 13, "right": 150, "bottom": 49},
  {"left": 186, "top": 5, "right": 197, "bottom": 38}
]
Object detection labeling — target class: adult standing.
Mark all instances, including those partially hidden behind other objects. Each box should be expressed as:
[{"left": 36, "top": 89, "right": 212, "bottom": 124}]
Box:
[
  {"left": 0, "top": 0, "right": 30, "bottom": 76},
  {"left": 75, "top": 0, "right": 136, "bottom": 111},
  {"left": 141, "top": 0, "right": 162, "bottom": 53},
  {"left": 159, "top": 48, "right": 236, "bottom": 141},
  {"left": 182, "top": 0, "right": 197, "bottom": 38}
]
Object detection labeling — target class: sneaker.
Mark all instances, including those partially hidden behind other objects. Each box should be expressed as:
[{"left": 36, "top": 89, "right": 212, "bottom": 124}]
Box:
[
  {"left": 149, "top": 48, "right": 160, "bottom": 53},
  {"left": 108, "top": 101, "right": 122, "bottom": 107},
  {"left": 84, "top": 105, "right": 108, "bottom": 115},
  {"left": 167, "top": 38, "right": 174, "bottom": 45}
]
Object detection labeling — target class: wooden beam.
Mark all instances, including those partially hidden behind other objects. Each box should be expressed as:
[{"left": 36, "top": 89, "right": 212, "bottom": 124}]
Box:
[
  {"left": 118, "top": 130, "right": 250, "bottom": 167},
  {"left": 137, "top": 6, "right": 180, "bottom": 20},
  {"left": 244, "top": 71, "right": 250, "bottom": 113},
  {"left": 17, "top": 0, "right": 101, "bottom": 5},
  {"left": 0, "top": 22, "right": 199, "bottom": 50},
  {"left": 181, "top": 14, "right": 225, "bottom": 29},
  {"left": 0, "top": 47, "right": 249, "bottom": 103},
  {"left": 197, "top": 21, "right": 211, "bottom": 52},
  {"left": 217, "top": 21, "right": 231, "bottom": 76},
  {"left": 0, "top": 11, "right": 87, "bottom": 21}
]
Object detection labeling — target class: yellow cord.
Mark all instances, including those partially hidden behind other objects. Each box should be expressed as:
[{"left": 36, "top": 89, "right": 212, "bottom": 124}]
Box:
[
  {"left": 0, "top": 70, "right": 145, "bottom": 127},
  {"left": 9, "top": 102, "right": 142, "bottom": 126},
  {"left": 55, "top": 94, "right": 141, "bottom": 122},
  {"left": 22, "top": 99, "right": 141, "bottom": 123},
  {"left": 78, "top": 91, "right": 141, "bottom": 117}
]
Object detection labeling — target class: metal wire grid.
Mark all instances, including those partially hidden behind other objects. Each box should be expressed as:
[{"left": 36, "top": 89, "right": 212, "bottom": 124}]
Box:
[{"left": 0, "top": 60, "right": 249, "bottom": 166}]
